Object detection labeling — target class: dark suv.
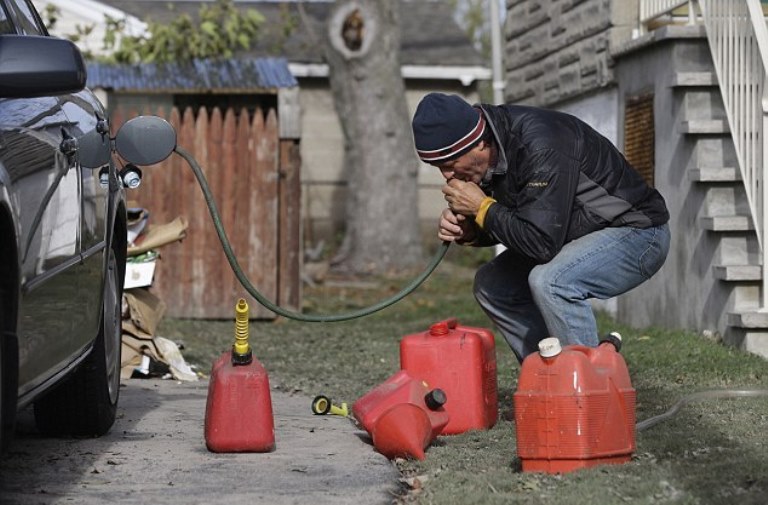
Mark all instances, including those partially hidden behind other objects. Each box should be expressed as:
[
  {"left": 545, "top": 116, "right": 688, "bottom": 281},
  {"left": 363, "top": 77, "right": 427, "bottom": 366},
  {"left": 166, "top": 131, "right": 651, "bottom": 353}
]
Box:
[{"left": 0, "top": 0, "right": 126, "bottom": 451}]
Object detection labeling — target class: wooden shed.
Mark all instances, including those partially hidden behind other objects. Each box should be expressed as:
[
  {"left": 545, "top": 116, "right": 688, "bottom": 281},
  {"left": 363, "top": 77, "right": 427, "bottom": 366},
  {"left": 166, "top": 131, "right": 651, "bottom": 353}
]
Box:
[{"left": 88, "top": 57, "right": 301, "bottom": 319}]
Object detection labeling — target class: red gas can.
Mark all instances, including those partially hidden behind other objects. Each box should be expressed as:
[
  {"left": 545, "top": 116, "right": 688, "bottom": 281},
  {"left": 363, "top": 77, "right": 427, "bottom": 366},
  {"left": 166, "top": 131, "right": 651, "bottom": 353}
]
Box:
[
  {"left": 204, "top": 351, "right": 276, "bottom": 453},
  {"left": 371, "top": 403, "right": 437, "bottom": 461},
  {"left": 352, "top": 369, "right": 449, "bottom": 459},
  {"left": 400, "top": 318, "right": 498, "bottom": 435},
  {"left": 513, "top": 335, "right": 636, "bottom": 473}
]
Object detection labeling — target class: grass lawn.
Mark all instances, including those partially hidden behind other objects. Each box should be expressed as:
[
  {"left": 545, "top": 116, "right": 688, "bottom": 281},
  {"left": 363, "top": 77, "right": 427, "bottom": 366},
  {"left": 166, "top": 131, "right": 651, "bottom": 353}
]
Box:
[{"left": 160, "top": 257, "right": 768, "bottom": 505}]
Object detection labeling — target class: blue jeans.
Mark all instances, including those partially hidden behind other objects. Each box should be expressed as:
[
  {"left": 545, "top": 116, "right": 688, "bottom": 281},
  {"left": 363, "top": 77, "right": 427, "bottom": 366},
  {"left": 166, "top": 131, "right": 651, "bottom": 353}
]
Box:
[{"left": 473, "top": 224, "right": 670, "bottom": 361}]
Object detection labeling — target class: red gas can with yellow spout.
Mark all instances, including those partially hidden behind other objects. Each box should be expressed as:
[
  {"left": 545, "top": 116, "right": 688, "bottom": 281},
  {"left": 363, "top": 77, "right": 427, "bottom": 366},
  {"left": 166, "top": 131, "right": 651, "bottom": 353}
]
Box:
[
  {"left": 400, "top": 318, "right": 498, "bottom": 435},
  {"left": 204, "top": 351, "right": 276, "bottom": 453},
  {"left": 513, "top": 334, "right": 636, "bottom": 473},
  {"left": 204, "top": 299, "right": 275, "bottom": 453}
]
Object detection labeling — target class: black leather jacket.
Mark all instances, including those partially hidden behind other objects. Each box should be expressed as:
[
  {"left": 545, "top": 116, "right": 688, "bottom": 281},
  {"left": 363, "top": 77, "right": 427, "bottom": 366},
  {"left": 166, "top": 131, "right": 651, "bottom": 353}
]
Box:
[{"left": 475, "top": 103, "right": 669, "bottom": 263}]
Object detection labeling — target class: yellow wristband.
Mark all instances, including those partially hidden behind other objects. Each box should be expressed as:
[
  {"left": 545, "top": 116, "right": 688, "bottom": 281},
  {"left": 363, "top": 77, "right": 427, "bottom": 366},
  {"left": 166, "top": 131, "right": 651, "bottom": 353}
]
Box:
[{"left": 475, "top": 196, "right": 496, "bottom": 229}]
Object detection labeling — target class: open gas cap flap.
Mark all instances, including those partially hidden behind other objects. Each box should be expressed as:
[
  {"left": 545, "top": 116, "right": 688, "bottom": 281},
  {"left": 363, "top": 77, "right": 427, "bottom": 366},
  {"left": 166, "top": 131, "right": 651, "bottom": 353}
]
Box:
[{"left": 114, "top": 115, "right": 176, "bottom": 166}]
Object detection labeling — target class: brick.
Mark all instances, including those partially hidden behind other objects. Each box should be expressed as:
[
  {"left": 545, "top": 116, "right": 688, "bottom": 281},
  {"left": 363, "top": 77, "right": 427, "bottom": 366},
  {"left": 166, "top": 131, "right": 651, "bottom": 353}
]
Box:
[{"left": 558, "top": 47, "right": 580, "bottom": 68}]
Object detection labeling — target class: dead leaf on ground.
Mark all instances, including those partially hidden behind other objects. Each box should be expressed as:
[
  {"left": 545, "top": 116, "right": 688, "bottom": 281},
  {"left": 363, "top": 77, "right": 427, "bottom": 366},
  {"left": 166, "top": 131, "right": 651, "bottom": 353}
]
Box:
[{"left": 401, "top": 475, "right": 428, "bottom": 489}]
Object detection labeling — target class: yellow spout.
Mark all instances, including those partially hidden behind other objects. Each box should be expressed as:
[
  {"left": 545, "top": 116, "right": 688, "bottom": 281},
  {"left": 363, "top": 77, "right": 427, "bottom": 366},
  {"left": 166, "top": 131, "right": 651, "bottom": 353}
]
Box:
[
  {"left": 233, "top": 298, "right": 250, "bottom": 356},
  {"left": 329, "top": 402, "right": 349, "bottom": 417}
]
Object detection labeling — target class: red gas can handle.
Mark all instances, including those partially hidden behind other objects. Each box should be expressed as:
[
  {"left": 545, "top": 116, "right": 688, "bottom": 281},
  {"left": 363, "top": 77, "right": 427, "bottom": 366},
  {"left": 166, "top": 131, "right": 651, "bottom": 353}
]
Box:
[{"left": 429, "top": 318, "right": 458, "bottom": 335}]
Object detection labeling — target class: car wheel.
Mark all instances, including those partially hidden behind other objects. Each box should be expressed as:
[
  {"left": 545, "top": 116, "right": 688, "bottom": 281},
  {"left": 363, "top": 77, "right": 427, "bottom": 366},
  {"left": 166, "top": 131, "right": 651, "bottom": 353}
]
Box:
[{"left": 34, "top": 243, "right": 123, "bottom": 436}]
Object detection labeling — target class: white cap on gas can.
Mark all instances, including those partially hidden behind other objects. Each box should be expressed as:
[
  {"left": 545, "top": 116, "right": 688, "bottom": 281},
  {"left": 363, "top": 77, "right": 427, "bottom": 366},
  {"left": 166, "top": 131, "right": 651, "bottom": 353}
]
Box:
[{"left": 538, "top": 337, "right": 562, "bottom": 358}]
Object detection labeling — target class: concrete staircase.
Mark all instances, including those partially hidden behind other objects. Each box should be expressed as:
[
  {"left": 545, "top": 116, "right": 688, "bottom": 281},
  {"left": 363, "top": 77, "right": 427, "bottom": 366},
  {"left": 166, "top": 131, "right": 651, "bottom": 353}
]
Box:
[
  {"left": 674, "top": 64, "right": 768, "bottom": 357},
  {"left": 567, "top": 24, "right": 768, "bottom": 358}
]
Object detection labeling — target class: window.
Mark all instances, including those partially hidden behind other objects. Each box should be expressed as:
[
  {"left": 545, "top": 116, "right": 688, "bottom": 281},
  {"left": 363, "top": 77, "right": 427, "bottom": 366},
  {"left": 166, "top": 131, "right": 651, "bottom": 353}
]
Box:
[
  {"left": 6, "top": 0, "right": 44, "bottom": 35},
  {"left": 624, "top": 93, "right": 655, "bottom": 187},
  {"left": 0, "top": 3, "right": 14, "bottom": 35}
]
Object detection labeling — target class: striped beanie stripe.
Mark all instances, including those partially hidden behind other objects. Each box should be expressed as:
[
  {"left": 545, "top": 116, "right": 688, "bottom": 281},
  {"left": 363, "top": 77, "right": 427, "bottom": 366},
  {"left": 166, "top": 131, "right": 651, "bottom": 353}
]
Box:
[
  {"left": 412, "top": 93, "right": 485, "bottom": 163},
  {"left": 416, "top": 113, "right": 485, "bottom": 163}
]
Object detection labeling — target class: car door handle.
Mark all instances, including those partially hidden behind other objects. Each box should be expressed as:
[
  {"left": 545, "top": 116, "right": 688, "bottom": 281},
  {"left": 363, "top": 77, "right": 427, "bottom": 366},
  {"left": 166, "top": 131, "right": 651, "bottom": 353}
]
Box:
[{"left": 60, "top": 128, "right": 78, "bottom": 156}]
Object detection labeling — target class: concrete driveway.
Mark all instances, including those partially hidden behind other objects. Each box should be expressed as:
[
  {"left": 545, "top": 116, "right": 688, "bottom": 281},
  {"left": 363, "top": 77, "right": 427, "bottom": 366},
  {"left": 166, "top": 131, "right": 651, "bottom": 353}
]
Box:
[{"left": 0, "top": 379, "right": 399, "bottom": 504}]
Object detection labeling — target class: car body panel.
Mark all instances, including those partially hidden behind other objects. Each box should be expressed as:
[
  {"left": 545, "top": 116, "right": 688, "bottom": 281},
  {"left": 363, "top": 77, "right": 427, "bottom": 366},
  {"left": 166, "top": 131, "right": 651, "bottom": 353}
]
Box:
[
  {"left": 0, "top": 0, "right": 126, "bottom": 416},
  {"left": 0, "top": 94, "right": 86, "bottom": 396}
]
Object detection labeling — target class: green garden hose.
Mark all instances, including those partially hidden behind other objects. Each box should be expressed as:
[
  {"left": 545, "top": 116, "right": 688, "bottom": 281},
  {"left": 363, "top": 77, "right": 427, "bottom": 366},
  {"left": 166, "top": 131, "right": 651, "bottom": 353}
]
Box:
[
  {"left": 174, "top": 146, "right": 450, "bottom": 322},
  {"left": 637, "top": 388, "right": 768, "bottom": 432}
]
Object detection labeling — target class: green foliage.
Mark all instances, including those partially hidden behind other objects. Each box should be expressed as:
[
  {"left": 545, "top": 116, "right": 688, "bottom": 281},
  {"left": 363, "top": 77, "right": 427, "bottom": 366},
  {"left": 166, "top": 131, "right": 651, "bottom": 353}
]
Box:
[
  {"left": 68, "top": 23, "right": 96, "bottom": 60},
  {"left": 266, "top": 3, "right": 299, "bottom": 54},
  {"left": 40, "top": 3, "right": 59, "bottom": 31},
  {"left": 101, "top": 0, "right": 265, "bottom": 64}
]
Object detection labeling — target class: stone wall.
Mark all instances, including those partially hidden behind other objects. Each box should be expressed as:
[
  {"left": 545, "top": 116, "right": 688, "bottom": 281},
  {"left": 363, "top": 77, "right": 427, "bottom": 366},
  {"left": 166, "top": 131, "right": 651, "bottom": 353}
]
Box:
[{"left": 504, "top": 0, "right": 638, "bottom": 106}]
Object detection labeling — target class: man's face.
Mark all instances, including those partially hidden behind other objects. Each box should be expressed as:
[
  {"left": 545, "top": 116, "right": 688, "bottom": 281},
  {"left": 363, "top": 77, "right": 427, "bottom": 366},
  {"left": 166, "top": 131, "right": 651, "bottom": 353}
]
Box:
[{"left": 435, "top": 141, "right": 490, "bottom": 185}]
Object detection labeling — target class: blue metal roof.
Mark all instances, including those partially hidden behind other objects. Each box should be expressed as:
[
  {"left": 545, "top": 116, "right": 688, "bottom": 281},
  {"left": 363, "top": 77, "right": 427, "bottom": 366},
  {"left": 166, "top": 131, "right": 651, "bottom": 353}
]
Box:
[{"left": 86, "top": 57, "right": 297, "bottom": 92}]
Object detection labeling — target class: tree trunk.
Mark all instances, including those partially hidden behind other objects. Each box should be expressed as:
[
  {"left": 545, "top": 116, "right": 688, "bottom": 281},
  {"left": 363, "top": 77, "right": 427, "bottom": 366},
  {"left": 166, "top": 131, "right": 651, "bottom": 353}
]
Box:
[{"left": 323, "top": 0, "right": 423, "bottom": 274}]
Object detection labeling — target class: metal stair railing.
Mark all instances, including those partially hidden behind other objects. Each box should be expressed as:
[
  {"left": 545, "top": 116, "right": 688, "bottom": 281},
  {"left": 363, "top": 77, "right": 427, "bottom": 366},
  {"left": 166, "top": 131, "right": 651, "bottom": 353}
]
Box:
[{"left": 639, "top": 0, "right": 768, "bottom": 309}]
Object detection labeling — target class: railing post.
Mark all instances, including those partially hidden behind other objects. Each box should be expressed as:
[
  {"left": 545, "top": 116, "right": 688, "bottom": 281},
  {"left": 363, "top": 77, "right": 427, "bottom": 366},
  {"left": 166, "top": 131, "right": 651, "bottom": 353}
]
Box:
[
  {"left": 762, "top": 89, "right": 768, "bottom": 309},
  {"left": 687, "top": 0, "right": 696, "bottom": 25},
  {"left": 743, "top": 0, "right": 768, "bottom": 311}
]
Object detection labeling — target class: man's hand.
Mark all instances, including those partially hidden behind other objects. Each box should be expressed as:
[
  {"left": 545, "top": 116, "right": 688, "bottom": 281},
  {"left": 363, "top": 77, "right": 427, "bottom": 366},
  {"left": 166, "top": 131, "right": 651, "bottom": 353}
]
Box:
[
  {"left": 442, "top": 179, "right": 486, "bottom": 216},
  {"left": 438, "top": 208, "right": 477, "bottom": 243}
]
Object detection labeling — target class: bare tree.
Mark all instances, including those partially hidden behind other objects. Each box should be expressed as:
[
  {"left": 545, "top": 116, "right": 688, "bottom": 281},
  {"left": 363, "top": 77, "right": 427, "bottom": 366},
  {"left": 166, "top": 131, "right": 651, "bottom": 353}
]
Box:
[{"left": 316, "top": 0, "right": 423, "bottom": 274}]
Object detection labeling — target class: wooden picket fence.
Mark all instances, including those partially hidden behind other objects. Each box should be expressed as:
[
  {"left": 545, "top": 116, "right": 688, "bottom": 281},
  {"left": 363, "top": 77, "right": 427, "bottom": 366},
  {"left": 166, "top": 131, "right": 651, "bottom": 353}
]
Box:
[{"left": 113, "top": 105, "right": 301, "bottom": 319}]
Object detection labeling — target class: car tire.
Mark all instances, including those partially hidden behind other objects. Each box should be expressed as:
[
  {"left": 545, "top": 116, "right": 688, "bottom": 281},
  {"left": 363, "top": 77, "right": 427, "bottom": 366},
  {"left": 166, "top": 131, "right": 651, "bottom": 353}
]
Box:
[
  {"left": 34, "top": 243, "right": 123, "bottom": 437},
  {"left": 0, "top": 337, "right": 4, "bottom": 452}
]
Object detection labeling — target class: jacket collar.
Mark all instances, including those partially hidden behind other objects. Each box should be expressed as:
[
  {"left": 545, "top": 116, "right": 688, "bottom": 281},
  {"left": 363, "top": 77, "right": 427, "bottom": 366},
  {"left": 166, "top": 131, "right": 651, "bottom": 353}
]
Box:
[{"left": 478, "top": 104, "right": 508, "bottom": 188}]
